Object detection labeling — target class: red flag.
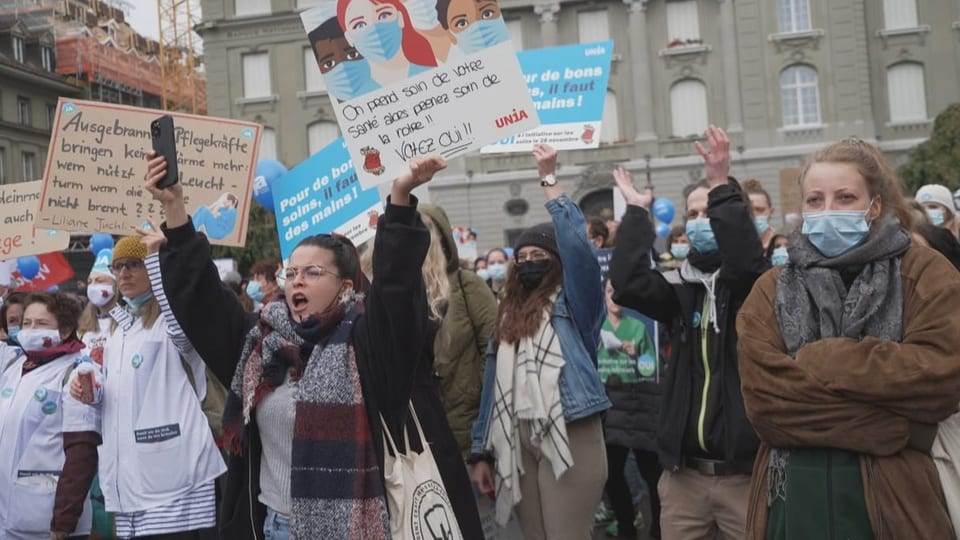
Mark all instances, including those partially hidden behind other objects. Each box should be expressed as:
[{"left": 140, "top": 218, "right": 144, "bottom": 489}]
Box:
[{"left": 13, "top": 252, "right": 75, "bottom": 292}]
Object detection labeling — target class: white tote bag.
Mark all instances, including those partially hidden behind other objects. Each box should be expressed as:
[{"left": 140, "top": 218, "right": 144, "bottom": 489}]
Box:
[
  {"left": 934, "top": 411, "right": 960, "bottom": 539},
  {"left": 381, "top": 403, "right": 463, "bottom": 540}
]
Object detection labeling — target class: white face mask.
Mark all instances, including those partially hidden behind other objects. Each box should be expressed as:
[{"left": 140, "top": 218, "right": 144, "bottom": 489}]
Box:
[
  {"left": 17, "top": 329, "right": 62, "bottom": 352},
  {"left": 87, "top": 284, "right": 116, "bottom": 308}
]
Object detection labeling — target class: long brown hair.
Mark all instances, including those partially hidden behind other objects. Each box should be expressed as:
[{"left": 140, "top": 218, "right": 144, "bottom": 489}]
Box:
[{"left": 494, "top": 257, "right": 563, "bottom": 345}]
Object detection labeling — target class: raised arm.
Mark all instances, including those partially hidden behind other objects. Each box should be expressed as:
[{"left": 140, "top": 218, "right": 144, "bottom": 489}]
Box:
[{"left": 145, "top": 152, "right": 254, "bottom": 387}]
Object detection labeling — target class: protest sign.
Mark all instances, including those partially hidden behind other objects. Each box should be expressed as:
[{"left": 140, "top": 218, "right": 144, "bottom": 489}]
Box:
[
  {"left": 13, "top": 252, "right": 75, "bottom": 292},
  {"left": 301, "top": 2, "right": 538, "bottom": 188},
  {"left": 273, "top": 138, "right": 384, "bottom": 262},
  {"left": 38, "top": 99, "right": 261, "bottom": 247},
  {"left": 452, "top": 226, "right": 478, "bottom": 261},
  {"left": 0, "top": 181, "right": 69, "bottom": 259},
  {"left": 483, "top": 41, "right": 613, "bottom": 153}
]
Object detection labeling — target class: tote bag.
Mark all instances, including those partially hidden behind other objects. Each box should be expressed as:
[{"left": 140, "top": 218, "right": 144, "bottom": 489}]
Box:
[
  {"left": 381, "top": 403, "right": 464, "bottom": 540},
  {"left": 933, "top": 410, "right": 960, "bottom": 539}
]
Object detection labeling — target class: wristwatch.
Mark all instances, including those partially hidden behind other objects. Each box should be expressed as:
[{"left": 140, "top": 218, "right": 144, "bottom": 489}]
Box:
[{"left": 540, "top": 174, "right": 558, "bottom": 187}]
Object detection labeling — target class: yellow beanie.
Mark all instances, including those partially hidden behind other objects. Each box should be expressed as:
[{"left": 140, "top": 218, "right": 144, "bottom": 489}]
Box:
[{"left": 112, "top": 236, "right": 147, "bottom": 262}]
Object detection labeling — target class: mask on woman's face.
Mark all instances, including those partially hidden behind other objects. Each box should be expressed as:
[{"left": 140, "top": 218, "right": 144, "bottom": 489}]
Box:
[
  {"left": 801, "top": 210, "right": 870, "bottom": 257},
  {"left": 685, "top": 218, "right": 718, "bottom": 254},
  {"left": 325, "top": 58, "right": 374, "bottom": 101},
  {"left": 517, "top": 259, "right": 551, "bottom": 290},
  {"left": 404, "top": 0, "right": 440, "bottom": 30},
  {"left": 770, "top": 246, "right": 789, "bottom": 266},
  {"left": 670, "top": 243, "right": 690, "bottom": 260},
  {"left": 246, "top": 280, "right": 265, "bottom": 302},
  {"left": 475, "top": 268, "right": 490, "bottom": 281},
  {"left": 486, "top": 263, "right": 507, "bottom": 281},
  {"left": 17, "top": 328, "right": 62, "bottom": 352},
  {"left": 455, "top": 18, "right": 510, "bottom": 55},
  {"left": 754, "top": 215, "right": 770, "bottom": 236},
  {"left": 87, "top": 284, "right": 115, "bottom": 308},
  {"left": 927, "top": 208, "right": 945, "bottom": 227},
  {"left": 7, "top": 325, "right": 19, "bottom": 340},
  {"left": 350, "top": 19, "right": 403, "bottom": 63}
]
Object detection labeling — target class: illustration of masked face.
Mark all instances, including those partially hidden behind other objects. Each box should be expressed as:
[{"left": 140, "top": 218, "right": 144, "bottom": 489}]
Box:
[
  {"left": 326, "top": 57, "right": 376, "bottom": 100},
  {"left": 347, "top": 16, "right": 403, "bottom": 62},
  {"left": 453, "top": 17, "right": 508, "bottom": 54},
  {"left": 404, "top": 0, "right": 440, "bottom": 30}
]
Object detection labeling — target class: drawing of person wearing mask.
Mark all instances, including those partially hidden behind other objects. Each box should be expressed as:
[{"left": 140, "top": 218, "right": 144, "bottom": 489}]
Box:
[
  {"left": 436, "top": 0, "right": 510, "bottom": 56},
  {"left": 191, "top": 193, "right": 239, "bottom": 240},
  {"left": 308, "top": 18, "right": 381, "bottom": 101},
  {"left": 337, "top": 0, "right": 438, "bottom": 88},
  {"left": 400, "top": 0, "right": 461, "bottom": 63}
]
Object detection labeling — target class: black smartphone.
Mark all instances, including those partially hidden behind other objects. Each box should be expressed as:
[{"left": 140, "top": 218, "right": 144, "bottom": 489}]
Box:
[{"left": 150, "top": 115, "right": 179, "bottom": 189}]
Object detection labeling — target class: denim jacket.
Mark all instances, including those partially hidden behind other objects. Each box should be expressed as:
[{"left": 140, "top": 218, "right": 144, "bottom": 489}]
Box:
[{"left": 470, "top": 194, "right": 611, "bottom": 456}]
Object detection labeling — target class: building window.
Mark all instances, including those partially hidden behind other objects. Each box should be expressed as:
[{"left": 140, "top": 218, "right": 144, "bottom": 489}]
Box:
[
  {"left": 17, "top": 97, "right": 30, "bottom": 126},
  {"left": 883, "top": 0, "right": 918, "bottom": 30},
  {"left": 601, "top": 91, "right": 620, "bottom": 144},
  {"left": 235, "top": 0, "right": 270, "bottom": 16},
  {"left": 22, "top": 152, "right": 36, "bottom": 181},
  {"left": 506, "top": 19, "right": 524, "bottom": 50},
  {"left": 577, "top": 10, "right": 610, "bottom": 44},
  {"left": 308, "top": 122, "right": 341, "bottom": 155},
  {"left": 666, "top": 1, "right": 700, "bottom": 43},
  {"left": 41, "top": 46, "right": 54, "bottom": 71},
  {"left": 777, "top": 0, "right": 811, "bottom": 33},
  {"left": 887, "top": 62, "right": 927, "bottom": 122},
  {"left": 670, "top": 79, "right": 708, "bottom": 137},
  {"left": 259, "top": 128, "right": 277, "bottom": 161},
  {"left": 46, "top": 104, "right": 56, "bottom": 128},
  {"left": 780, "top": 65, "right": 821, "bottom": 127},
  {"left": 13, "top": 37, "right": 24, "bottom": 62},
  {"left": 242, "top": 53, "right": 272, "bottom": 98},
  {"left": 304, "top": 48, "right": 326, "bottom": 93}
]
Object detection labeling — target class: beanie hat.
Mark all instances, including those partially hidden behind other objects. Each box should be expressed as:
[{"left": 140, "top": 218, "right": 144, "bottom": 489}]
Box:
[
  {"left": 112, "top": 237, "right": 147, "bottom": 262},
  {"left": 917, "top": 184, "right": 956, "bottom": 214},
  {"left": 90, "top": 249, "right": 115, "bottom": 281},
  {"left": 513, "top": 222, "right": 559, "bottom": 258}
]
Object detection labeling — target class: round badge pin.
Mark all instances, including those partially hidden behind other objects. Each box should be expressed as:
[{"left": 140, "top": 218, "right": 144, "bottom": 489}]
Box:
[
  {"left": 131, "top": 353, "right": 143, "bottom": 368},
  {"left": 1, "top": 388, "right": 13, "bottom": 398},
  {"left": 34, "top": 387, "right": 47, "bottom": 401},
  {"left": 41, "top": 401, "right": 57, "bottom": 415}
]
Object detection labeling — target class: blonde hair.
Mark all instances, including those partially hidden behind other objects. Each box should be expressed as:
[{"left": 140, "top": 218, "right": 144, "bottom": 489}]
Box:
[
  {"left": 799, "top": 138, "right": 913, "bottom": 230},
  {"left": 78, "top": 302, "right": 103, "bottom": 335}
]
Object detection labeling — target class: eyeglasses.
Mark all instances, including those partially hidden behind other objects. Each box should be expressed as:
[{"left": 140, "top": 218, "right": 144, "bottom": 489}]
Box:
[
  {"left": 281, "top": 265, "right": 341, "bottom": 282},
  {"left": 516, "top": 250, "right": 551, "bottom": 264},
  {"left": 111, "top": 260, "right": 145, "bottom": 274}
]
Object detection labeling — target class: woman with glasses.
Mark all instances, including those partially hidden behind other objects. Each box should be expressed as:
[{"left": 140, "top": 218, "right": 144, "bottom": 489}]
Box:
[
  {"left": 73, "top": 235, "right": 226, "bottom": 539},
  {"left": 144, "top": 151, "right": 449, "bottom": 540},
  {"left": 468, "top": 144, "right": 610, "bottom": 540}
]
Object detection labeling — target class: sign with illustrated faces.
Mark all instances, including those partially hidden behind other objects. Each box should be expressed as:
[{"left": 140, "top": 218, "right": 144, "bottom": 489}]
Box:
[
  {"left": 38, "top": 99, "right": 262, "bottom": 247},
  {"left": 300, "top": 0, "right": 539, "bottom": 188},
  {"left": 0, "top": 180, "right": 69, "bottom": 259},
  {"left": 482, "top": 41, "right": 614, "bottom": 153},
  {"left": 272, "top": 137, "right": 384, "bottom": 262}
]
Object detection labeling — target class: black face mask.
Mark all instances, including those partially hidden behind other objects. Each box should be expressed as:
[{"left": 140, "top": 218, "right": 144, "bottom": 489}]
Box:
[{"left": 517, "top": 259, "right": 552, "bottom": 290}]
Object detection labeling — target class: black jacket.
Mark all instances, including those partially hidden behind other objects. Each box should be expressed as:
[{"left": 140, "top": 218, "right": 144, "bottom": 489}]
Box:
[
  {"left": 158, "top": 200, "right": 479, "bottom": 539},
  {"left": 609, "top": 183, "right": 768, "bottom": 474}
]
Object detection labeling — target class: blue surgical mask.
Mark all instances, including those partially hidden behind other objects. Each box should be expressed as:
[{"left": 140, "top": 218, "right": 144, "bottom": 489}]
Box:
[
  {"left": 476, "top": 268, "right": 490, "bottom": 281},
  {"left": 404, "top": 0, "right": 440, "bottom": 30},
  {"left": 246, "top": 280, "right": 265, "bottom": 302},
  {"left": 486, "top": 263, "right": 507, "bottom": 281},
  {"left": 801, "top": 210, "right": 870, "bottom": 258},
  {"left": 670, "top": 243, "right": 690, "bottom": 260},
  {"left": 455, "top": 19, "right": 510, "bottom": 55},
  {"left": 123, "top": 290, "right": 154, "bottom": 310},
  {"left": 927, "top": 208, "right": 945, "bottom": 227},
  {"left": 685, "top": 218, "right": 718, "bottom": 254},
  {"left": 326, "top": 58, "right": 374, "bottom": 101},
  {"left": 7, "top": 325, "right": 19, "bottom": 340},
  {"left": 755, "top": 215, "right": 770, "bottom": 236},
  {"left": 350, "top": 19, "right": 403, "bottom": 63},
  {"left": 771, "top": 246, "right": 789, "bottom": 266}
]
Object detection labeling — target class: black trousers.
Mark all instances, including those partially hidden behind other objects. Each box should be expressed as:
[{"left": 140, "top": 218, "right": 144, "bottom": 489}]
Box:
[{"left": 605, "top": 444, "right": 663, "bottom": 538}]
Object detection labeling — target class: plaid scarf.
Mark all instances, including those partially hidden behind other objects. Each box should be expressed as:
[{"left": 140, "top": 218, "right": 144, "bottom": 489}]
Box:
[
  {"left": 221, "top": 296, "right": 390, "bottom": 540},
  {"left": 487, "top": 295, "right": 571, "bottom": 525}
]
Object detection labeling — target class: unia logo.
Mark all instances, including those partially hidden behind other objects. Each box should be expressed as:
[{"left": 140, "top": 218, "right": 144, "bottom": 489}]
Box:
[{"left": 495, "top": 109, "right": 530, "bottom": 129}]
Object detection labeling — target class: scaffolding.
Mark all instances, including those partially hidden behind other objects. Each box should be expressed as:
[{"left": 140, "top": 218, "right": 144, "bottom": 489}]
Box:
[{"left": 157, "top": 0, "right": 205, "bottom": 114}]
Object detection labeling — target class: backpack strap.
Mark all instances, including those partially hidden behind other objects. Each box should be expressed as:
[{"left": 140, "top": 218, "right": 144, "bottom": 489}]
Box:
[{"left": 456, "top": 269, "right": 485, "bottom": 357}]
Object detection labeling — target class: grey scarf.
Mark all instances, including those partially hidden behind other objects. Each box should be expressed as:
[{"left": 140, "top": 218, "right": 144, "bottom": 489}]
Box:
[{"left": 768, "top": 214, "right": 911, "bottom": 502}]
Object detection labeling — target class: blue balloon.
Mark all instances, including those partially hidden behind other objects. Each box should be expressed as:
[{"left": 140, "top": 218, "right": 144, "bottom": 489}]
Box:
[
  {"left": 17, "top": 256, "right": 40, "bottom": 280},
  {"left": 655, "top": 222, "right": 671, "bottom": 238},
  {"left": 252, "top": 159, "right": 288, "bottom": 213},
  {"left": 90, "top": 233, "right": 114, "bottom": 254},
  {"left": 652, "top": 198, "right": 676, "bottom": 224}
]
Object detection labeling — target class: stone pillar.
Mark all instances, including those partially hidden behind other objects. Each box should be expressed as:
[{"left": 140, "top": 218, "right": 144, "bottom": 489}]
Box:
[
  {"left": 624, "top": 0, "right": 656, "bottom": 140},
  {"left": 718, "top": 0, "right": 744, "bottom": 133},
  {"left": 535, "top": 2, "right": 561, "bottom": 47}
]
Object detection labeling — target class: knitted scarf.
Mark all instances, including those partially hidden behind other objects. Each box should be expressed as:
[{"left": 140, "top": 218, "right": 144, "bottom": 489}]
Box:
[
  {"left": 769, "top": 214, "right": 911, "bottom": 502},
  {"left": 221, "top": 296, "right": 390, "bottom": 540}
]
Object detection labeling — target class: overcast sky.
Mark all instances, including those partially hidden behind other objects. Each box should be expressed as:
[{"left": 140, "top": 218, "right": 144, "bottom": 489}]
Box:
[{"left": 126, "top": 3, "right": 160, "bottom": 40}]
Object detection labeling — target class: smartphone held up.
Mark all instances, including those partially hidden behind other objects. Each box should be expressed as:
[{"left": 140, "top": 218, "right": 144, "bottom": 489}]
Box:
[{"left": 150, "top": 115, "right": 179, "bottom": 189}]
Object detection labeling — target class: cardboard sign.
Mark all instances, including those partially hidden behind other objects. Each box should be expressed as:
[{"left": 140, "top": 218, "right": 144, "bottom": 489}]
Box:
[
  {"left": 301, "top": 2, "right": 538, "bottom": 188},
  {"left": 273, "top": 138, "right": 384, "bottom": 261},
  {"left": 13, "top": 252, "right": 75, "bottom": 292},
  {"left": 0, "top": 181, "right": 69, "bottom": 259},
  {"left": 39, "top": 99, "right": 261, "bottom": 247},
  {"left": 452, "top": 226, "right": 478, "bottom": 261},
  {"left": 483, "top": 41, "right": 614, "bottom": 153}
]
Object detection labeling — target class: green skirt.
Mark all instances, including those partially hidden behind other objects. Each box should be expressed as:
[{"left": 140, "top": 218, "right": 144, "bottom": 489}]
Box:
[{"left": 765, "top": 448, "right": 874, "bottom": 540}]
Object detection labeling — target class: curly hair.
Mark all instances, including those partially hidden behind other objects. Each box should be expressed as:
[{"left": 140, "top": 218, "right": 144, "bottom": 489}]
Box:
[{"left": 24, "top": 292, "right": 82, "bottom": 336}]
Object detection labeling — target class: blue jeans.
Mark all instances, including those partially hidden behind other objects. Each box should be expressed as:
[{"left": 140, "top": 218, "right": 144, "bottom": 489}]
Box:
[{"left": 263, "top": 508, "right": 290, "bottom": 540}]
